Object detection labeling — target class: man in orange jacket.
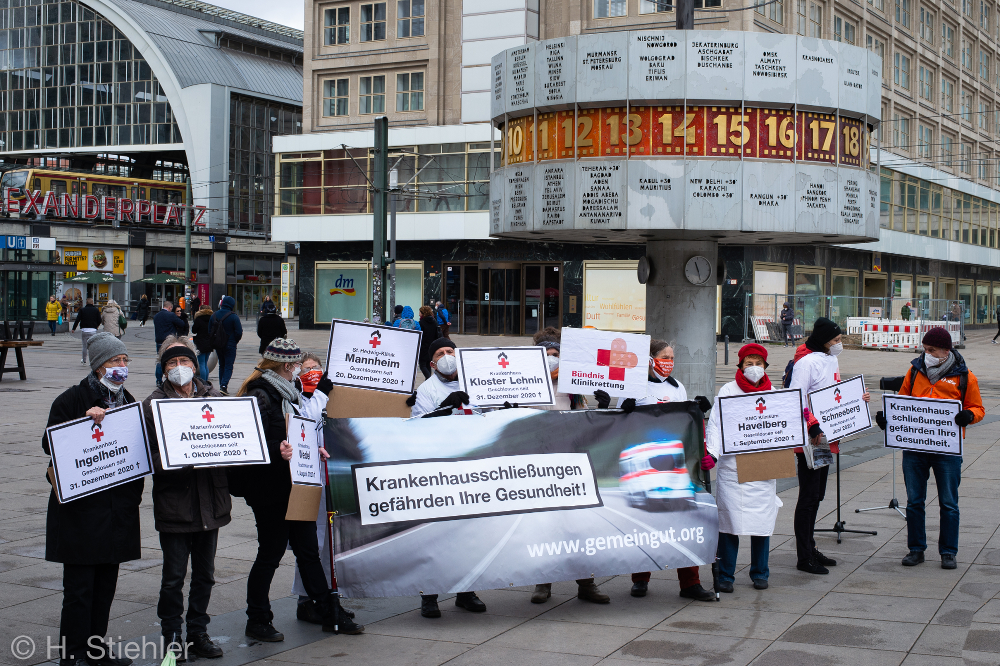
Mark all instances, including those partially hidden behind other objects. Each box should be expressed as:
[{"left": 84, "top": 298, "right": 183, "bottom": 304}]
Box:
[{"left": 876, "top": 327, "right": 983, "bottom": 570}]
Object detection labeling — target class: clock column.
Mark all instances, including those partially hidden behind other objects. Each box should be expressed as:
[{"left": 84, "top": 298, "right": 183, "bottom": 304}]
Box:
[{"left": 644, "top": 240, "right": 718, "bottom": 401}]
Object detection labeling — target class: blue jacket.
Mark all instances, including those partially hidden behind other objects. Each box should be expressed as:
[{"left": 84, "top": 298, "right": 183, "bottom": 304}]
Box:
[
  {"left": 153, "top": 308, "right": 187, "bottom": 345},
  {"left": 209, "top": 296, "right": 244, "bottom": 350},
  {"left": 436, "top": 307, "right": 450, "bottom": 325}
]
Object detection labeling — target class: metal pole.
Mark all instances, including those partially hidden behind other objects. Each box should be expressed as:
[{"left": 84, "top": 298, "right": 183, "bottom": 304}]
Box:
[
  {"left": 724, "top": 334, "right": 729, "bottom": 365},
  {"left": 389, "top": 177, "right": 397, "bottom": 318},
  {"left": 372, "top": 117, "right": 389, "bottom": 324},
  {"left": 676, "top": 0, "right": 694, "bottom": 30},
  {"left": 184, "top": 177, "right": 192, "bottom": 309}
]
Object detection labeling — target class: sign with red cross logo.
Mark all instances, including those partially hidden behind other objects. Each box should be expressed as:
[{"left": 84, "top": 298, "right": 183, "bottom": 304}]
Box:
[
  {"left": 559, "top": 328, "right": 650, "bottom": 399},
  {"left": 807, "top": 375, "right": 872, "bottom": 442},
  {"left": 717, "top": 388, "right": 806, "bottom": 455},
  {"left": 455, "top": 346, "right": 555, "bottom": 408}
]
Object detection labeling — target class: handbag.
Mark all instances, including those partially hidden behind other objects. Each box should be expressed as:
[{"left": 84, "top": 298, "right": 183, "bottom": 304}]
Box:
[
  {"left": 118, "top": 312, "right": 128, "bottom": 331},
  {"left": 57, "top": 314, "right": 62, "bottom": 325}
]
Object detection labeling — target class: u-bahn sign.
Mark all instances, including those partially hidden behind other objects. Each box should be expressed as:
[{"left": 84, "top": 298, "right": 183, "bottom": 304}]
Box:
[{"left": 490, "top": 31, "right": 881, "bottom": 244}]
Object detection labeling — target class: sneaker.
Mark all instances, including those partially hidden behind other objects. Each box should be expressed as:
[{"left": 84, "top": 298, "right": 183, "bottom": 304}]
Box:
[
  {"left": 187, "top": 633, "right": 222, "bottom": 659},
  {"left": 630, "top": 581, "right": 648, "bottom": 597},
  {"left": 577, "top": 580, "right": 610, "bottom": 604},
  {"left": 321, "top": 598, "right": 364, "bottom": 634},
  {"left": 162, "top": 633, "right": 186, "bottom": 663},
  {"left": 296, "top": 600, "right": 323, "bottom": 624},
  {"left": 220, "top": 386, "right": 229, "bottom": 396},
  {"left": 80, "top": 359, "right": 87, "bottom": 364},
  {"left": 941, "top": 554, "right": 957, "bottom": 569},
  {"left": 420, "top": 595, "right": 441, "bottom": 618},
  {"left": 753, "top": 579, "right": 769, "bottom": 590},
  {"left": 455, "top": 591, "right": 486, "bottom": 612},
  {"left": 902, "top": 551, "right": 925, "bottom": 566},
  {"left": 679, "top": 583, "right": 716, "bottom": 601},
  {"left": 812, "top": 549, "right": 837, "bottom": 566},
  {"left": 245, "top": 621, "right": 284, "bottom": 642},
  {"left": 530, "top": 584, "right": 551, "bottom": 604},
  {"left": 715, "top": 580, "right": 734, "bottom": 593},
  {"left": 796, "top": 559, "right": 829, "bottom": 575}
]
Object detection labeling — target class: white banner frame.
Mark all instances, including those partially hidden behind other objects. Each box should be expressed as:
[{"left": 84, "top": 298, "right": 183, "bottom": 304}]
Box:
[
  {"left": 455, "top": 346, "right": 556, "bottom": 407},
  {"left": 150, "top": 397, "right": 270, "bottom": 470},
  {"left": 718, "top": 388, "right": 806, "bottom": 455},
  {"left": 807, "top": 375, "right": 872, "bottom": 441},
  {"left": 287, "top": 414, "right": 323, "bottom": 487},
  {"left": 883, "top": 394, "right": 963, "bottom": 456},
  {"left": 46, "top": 402, "right": 152, "bottom": 503},
  {"left": 326, "top": 318, "right": 422, "bottom": 395}
]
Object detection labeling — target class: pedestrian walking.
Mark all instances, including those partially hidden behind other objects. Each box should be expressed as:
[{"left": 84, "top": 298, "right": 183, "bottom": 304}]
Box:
[
  {"left": 174, "top": 306, "right": 190, "bottom": 336},
  {"left": 901, "top": 302, "right": 912, "bottom": 321},
  {"left": 100, "top": 300, "right": 125, "bottom": 338},
  {"left": 153, "top": 301, "right": 187, "bottom": 388},
  {"left": 191, "top": 295, "right": 201, "bottom": 314},
  {"left": 875, "top": 327, "right": 984, "bottom": 569},
  {"left": 46, "top": 295, "right": 61, "bottom": 335},
  {"left": 390, "top": 304, "right": 404, "bottom": 327},
  {"left": 992, "top": 304, "right": 1000, "bottom": 344},
  {"left": 136, "top": 294, "right": 150, "bottom": 326},
  {"left": 209, "top": 296, "right": 243, "bottom": 395},
  {"left": 190, "top": 306, "right": 214, "bottom": 381},
  {"left": 42, "top": 333, "right": 141, "bottom": 666},
  {"left": 435, "top": 300, "right": 451, "bottom": 338},
  {"left": 142, "top": 337, "right": 228, "bottom": 661},
  {"left": 71, "top": 298, "right": 102, "bottom": 365},
  {"left": 417, "top": 305, "right": 439, "bottom": 379},
  {"left": 60, "top": 293, "right": 70, "bottom": 320},
  {"left": 230, "top": 338, "right": 362, "bottom": 640},
  {"left": 257, "top": 299, "right": 287, "bottom": 354},
  {"left": 779, "top": 302, "right": 795, "bottom": 346},
  {"left": 259, "top": 294, "right": 274, "bottom": 315}
]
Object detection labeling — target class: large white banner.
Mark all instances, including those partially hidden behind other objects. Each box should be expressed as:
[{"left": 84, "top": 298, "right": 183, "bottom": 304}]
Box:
[
  {"left": 46, "top": 403, "right": 152, "bottom": 503},
  {"left": 354, "top": 452, "right": 602, "bottom": 525},
  {"left": 455, "top": 347, "right": 555, "bottom": 407},
  {"left": 288, "top": 414, "right": 323, "bottom": 486},
  {"left": 326, "top": 319, "right": 422, "bottom": 394},
  {"left": 150, "top": 397, "right": 270, "bottom": 470},
  {"left": 718, "top": 388, "right": 805, "bottom": 454},
  {"left": 558, "top": 328, "right": 650, "bottom": 399},
  {"left": 883, "top": 394, "right": 963, "bottom": 456},
  {"left": 808, "top": 375, "right": 872, "bottom": 441}
]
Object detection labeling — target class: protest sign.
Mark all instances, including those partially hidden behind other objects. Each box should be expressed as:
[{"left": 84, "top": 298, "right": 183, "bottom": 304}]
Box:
[
  {"left": 718, "top": 388, "right": 805, "bottom": 455},
  {"left": 288, "top": 414, "right": 323, "bottom": 487},
  {"left": 558, "top": 328, "right": 650, "bottom": 399},
  {"left": 883, "top": 394, "right": 962, "bottom": 456},
  {"left": 150, "top": 397, "right": 269, "bottom": 470},
  {"left": 455, "top": 347, "right": 555, "bottom": 407},
  {"left": 326, "top": 319, "right": 421, "bottom": 394},
  {"left": 326, "top": 403, "right": 717, "bottom": 598},
  {"left": 46, "top": 403, "right": 152, "bottom": 503},
  {"left": 808, "top": 375, "right": 872, "bottom": 441}
]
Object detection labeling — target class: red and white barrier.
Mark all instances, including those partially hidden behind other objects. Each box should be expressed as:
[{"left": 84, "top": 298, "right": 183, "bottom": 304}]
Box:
[{"left": 861, "top": 320, "right": 959, "bottom": 350}]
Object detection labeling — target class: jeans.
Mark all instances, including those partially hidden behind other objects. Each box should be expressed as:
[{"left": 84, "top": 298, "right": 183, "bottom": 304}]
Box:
[
  {"left": 993, "top": 321, "right": 1000, "bottom": 341},
  {"left": 60, "top": 562, "right": 119, "bottom": 662},
  {"left": 49, "top": 320, "right": 57, "bottom": 335},
  {"left": 80, "top": 329, "right": 95, "bottom": 362},
  {"left": 197, "top": 353, "right": 210, "bottom": 382},
  {"left": 794, "top": 452, "right": 829, "bottom": 563},
  {"left": 902, "top": 451, "right": 963, "bottom": 556},
  {"left": 246, "top": 505, "right": 330, "bottom": 624},
  {"left": 717, "top": 533, "right": 770, "bottom": 584},
  {"left": 158, "top": 530, "right": 219, "bottom": 637},
  {"left": 632, "top": 566, "right": 701, "bottom": 588},
  {"left": 218, "top": 347, "right": 237, "bottom": 389},
  {"left": 780, "top": 323, "right": 792, "bottom": 344},
  {"left": 155, "top": 341, "right": 163, "bottom": 384}
]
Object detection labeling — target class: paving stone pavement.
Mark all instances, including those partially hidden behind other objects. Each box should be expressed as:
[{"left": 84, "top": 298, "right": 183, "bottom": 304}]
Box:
[{"left": 2, "top": 323, "right": 1000, "bottom": 666}]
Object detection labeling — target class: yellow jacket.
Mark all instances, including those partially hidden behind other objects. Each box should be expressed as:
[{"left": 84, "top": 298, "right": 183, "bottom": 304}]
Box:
[{"left": 45, "top": 301, "right": 62, "bottom": 321}]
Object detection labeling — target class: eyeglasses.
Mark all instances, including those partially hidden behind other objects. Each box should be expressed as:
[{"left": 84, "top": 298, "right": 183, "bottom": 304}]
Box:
[{"left": 108, "top": 356, "right": 132, "bottom": 366}]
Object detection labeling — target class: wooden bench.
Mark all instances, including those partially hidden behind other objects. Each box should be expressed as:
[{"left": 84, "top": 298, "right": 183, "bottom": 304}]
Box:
[{"left": 0, "top": 340, "right": 44, "bottom": 380}]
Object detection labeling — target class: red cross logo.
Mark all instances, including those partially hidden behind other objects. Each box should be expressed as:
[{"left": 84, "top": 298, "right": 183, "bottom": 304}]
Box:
[
  {"left": 91, "top": 425, "right": 103, "bottom": 442},
  {"left": 834, "top": 388, "right": 842, "bottom": 403},
  {"left": 497, "top": 352, "right": 509, "bottom": 368},
  {"left": 301, "top": 425, "right": 306, "bottom": 442},
  {"left": 755, "top": 398, "right": 767, "bottom": 414},
  {"left": 370, "top": 331, "right": 382, "bottom": 348},
  {"left": 596, "top": 338, "right": 639, "bottom": 381},
  {"left": 202, "top": 408, "right": 214, "bottom": 422}
]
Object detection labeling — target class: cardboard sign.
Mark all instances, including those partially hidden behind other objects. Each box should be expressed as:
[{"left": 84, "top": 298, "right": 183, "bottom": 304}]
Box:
[
  {"left": 150, "top": 397, "right": 269, "bottom": 470},
  {"left": 558, "top": 327, "right": 650, "bottom": 399},
  {"left": 455, "top": 347, "right": 555, "bottom": 407},
  {"left": 808, "top": 375, "right": 872, "bottom": 441},
  {"left": 327, "top": 385, "right": 414, "bottom": 419},
  {"left": 326, "top": 319, "right": 422, "bottom": 395},
  {"left": 46, "top": 403, "right": 152, "bottom": 503},
  {"left": 883, "top": 394, "right": 963, "bottom": 456},
  {"left": 718, "top": 388, "right": 805, "bottom": 455},
  {"left": 287, "top": 414, "right": 323, "bottom": 486},
  {"left": 736, "top": 449, "right": 797, "bottom": 483}
]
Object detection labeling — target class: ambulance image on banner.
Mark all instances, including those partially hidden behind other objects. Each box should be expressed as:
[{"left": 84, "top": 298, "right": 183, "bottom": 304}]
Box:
[{"left": 619, "top": 440, "right": 696, "bottom": 511}]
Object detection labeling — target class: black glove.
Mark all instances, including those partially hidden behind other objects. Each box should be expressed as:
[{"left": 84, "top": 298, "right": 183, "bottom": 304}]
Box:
[
  {"left": 405, "top": 391, "right": 417, "bottom": 407},
  {"left": 621, "top": 398, "right": 636, "bottom": 414},
  {"left": 695, "top": 395, "right": 712, "bottom": 413},
  {"left": 808, "top": 423, "right": 823, "bottom": 440},
  {"left": 316, "top": 373, "right": 334, "bottom": 396},
  {"left": 501, "top": 401, "right": 520, "bottom": 410},
  {"left": 875, "top": 410, "right": 886, "bottom": 430},
  {"left": 955, "top": 409, "right": 975, "bottom": 427},
  {"left": 594, "top": 390, "right": 611, "bottom": 409},
  {"left": 439, "top": 391, "right": 470, "bottom": 411}
]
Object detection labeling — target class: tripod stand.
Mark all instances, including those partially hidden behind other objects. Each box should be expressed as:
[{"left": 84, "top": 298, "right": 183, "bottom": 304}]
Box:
[
  {"left": 815, "top": 451, "right": 878, "bottom": 544},
  {"left": 855, "top": 376, "right": 907, "bottom": 519}
]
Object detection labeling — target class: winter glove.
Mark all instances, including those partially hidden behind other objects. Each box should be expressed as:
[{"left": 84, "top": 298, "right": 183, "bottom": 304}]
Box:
[
  {"left": 694, "top": 395, "right": 712, "bottom": 413},
  {"left": 593, "top": 390, "right": 611, "bottom": 409},
  {"left": 875, "top": 410, "right": 886, "bottom": 430},
  {"left": 700, "top": 454, "right": 716, "bottom": 471},
  {"left": 501, "top": 401, "right": 520, "bottom": 410},
  {"left": 439, "top": 391, "right": 470, "bottom": 411},
  {"left": 621, "top": 398, "right": 636, "bottom": 414},
  {"left": 955, "top": 409, "right": 975, "bottom": 427},
  {"left": 316, "top": 373, "right": 334, "bottom": 396},
  {"left": 808, "top": 423, "right": 824, "bottom": 440},
  {"left": 405, "top": 391, "right": 418, "bottom": 407}
]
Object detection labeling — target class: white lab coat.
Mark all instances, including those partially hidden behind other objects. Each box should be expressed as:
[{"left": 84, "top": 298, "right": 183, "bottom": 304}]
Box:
[
  {"left": 541, "top": 376, "right": 573, "bottom": 411},
  {"left": 411, "top": 372, "right": 462, "bottom": 417},
  {"left": 636, "top": 375, "right": 688, "bottom": 406},
  {"left": 706, "top": 380, "right": 783, "bottom": 536},
  {"left": 292, "top": 390, "right": 332, "bottom": 595},
  {"left": 788, "top": 349, "right": 840, "bottom": 445}
]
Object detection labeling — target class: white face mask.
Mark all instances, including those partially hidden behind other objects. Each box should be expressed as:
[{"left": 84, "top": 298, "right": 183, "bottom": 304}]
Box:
[
  {"left": 546, "top": 355, "right": 560, "bottom": 372},
  {"left": 925, "top": 352, "right": 948, "bottom": 367},
  {"left": 291, "top": 364, "right": 302, "bottom": 379},
  {"left": 742, "top": 365, "right": 766, "bottom": 384},
  {"left": 435, "top": 354, "right": 457, "bottom": 376},
  {"left": 167, "top": 366, "right": 195, "bottom": 386},
  {"left": 828, "top": 342, "right": 843, "bottom": 356}
]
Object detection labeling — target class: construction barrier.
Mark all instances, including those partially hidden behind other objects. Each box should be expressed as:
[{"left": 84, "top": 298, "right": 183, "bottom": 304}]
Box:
[{"left": 861, "top": 320, "right": 961, "bottom": 350}]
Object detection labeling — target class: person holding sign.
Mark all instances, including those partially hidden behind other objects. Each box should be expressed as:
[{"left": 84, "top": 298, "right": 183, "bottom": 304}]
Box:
[
  {"left": 706, "top": 343, "right": 782, "bottom": 593},
  {"left": 141, "top": 337, "right": 229, "bottom": 660},
  {"left": 875, "top": 327, "right": 983, "bottom": 569},
  {"left": 42, "top": 332, "right": 143, "bottom": 666},
  {"left": 408, "top": 338, "right": 480, "bottom": 418},
  {"left": 788, "top": 318, "right": 870, "bottom": 575},
  {"left": 232, "top": 339, "right": 363, "bottom": 640}
]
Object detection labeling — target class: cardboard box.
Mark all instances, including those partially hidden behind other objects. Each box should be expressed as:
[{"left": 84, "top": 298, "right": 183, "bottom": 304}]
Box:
[
  {"left": 326, "top": 385, "right": 413, "bottom": 418},
  {"left": 736, "top": 449, "right": 797, "bottom": 483},
  {"left": 285, "top": 484, "right": 323, "bottom": 521}
]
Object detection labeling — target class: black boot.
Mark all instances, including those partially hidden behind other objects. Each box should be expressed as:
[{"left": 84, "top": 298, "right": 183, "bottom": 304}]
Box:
[
  {"left": 163, "top": 633, "right": 187, "bottom": 663},
  {"left": 421, "top": 594, "right": 441, "bottom": 618},
  {"left": 455, "top": 591, "right": 487, "bottom": 612},
  {"left": 245, "top": 621, "right": 284, "bottom": 642},
  {"left": 187, "top": 633, "right": 222, "bottom": 659},
  {"left": 296, "top": 599, "right": 324, "bottom": 624},
  {"left": 319, "top": 595, "right": 365, "bottom": 635}
]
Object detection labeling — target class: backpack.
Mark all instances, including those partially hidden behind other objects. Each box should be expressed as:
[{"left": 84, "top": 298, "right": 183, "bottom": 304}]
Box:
[
  {"left": 781, "top": 358, "right": 796, "bottom": 388},
  {"left": 903, "top": 366, "right": 968, "bottom": 402},
  {"left": 210, "top": 311, "right": 233, "bottom": 351},
  {"left": 398, "top": 317, "right": 419, "bottom": 330}
]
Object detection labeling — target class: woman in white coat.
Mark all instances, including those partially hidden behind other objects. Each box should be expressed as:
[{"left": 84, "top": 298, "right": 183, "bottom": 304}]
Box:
[{"left": 706, "top": 343, "right": 782, "bottom": 592}]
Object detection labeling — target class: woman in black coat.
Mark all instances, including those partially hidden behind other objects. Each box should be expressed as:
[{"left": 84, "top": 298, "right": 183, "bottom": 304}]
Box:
[
  {"left": 256, "top": 306, "right": 287, "bottom": 355},
  {"left": 42, "top": 332, "right": 141, "bottom": 666},
  {"left": 136, "top": 294, "right": 150, "bottom": 326},
  {"left": 417, "top": 305, "right": 439, "bottom": 378}
]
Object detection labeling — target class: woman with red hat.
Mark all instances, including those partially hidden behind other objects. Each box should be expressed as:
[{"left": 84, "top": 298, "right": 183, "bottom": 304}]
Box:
[{"left": 704, "top": 343, "right": 782, "bottom": 592}]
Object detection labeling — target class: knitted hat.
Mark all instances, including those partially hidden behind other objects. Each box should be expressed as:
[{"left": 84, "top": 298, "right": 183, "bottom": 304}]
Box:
[
  {"left": 538, "top": 340, "right": 560, "bottom": 351},
  {"left": 160, "top": 344, "right": 198, "bottom": 367},
  {"left": 429, "top": 337, "right": 456, "bottom": 356},
  {"left": 88, "top": 332, "right": 128, "bottom": 371},
  {"left": 738, "top": 343, "right": 769, "bottom": 368},
  {"left": 807, "top": 317, "right": 842, "bottom": 350},
  {"left": 263, "top": 337, "right": 304, "bottom": 363},
  {"left": 394, "top": 304, "right": 404, "bottom": 316},
  {"left": 922, "top": 327, "right": 953, "bottom": 350}
]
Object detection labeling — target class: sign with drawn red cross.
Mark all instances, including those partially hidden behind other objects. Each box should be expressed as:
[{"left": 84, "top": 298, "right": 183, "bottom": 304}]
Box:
[
  {"left": 369, "top": 330, "right": 382, "bottom": 348},
  {"left": 287, "top": 414, "right": 322, "bottom": 487},
  {"left": 717, "top": 388, "right": 806, "bottom": 455},
  {"left": 559, "top": 328, "right": 650, "bottom": 399},
  {"left": 91, "top": 423, "right": 104, "bottom": 442},
  {"left": 455, "top": 346, "right": 555, "bottom": 408},
  {"left": 807, "top": 375, "right": 872, "bottom": 442},
  {"left": 596, "top": 337, "right": 639, "bottom": 381}
]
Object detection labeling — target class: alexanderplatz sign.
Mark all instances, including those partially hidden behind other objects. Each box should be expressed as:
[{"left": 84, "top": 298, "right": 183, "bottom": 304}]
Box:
[{"left": 489, "top": 31, "right": 882, "bottom": 245}]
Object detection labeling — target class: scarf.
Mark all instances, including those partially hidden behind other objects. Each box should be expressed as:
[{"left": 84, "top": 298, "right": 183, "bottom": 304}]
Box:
[
  {"left": 260, "top": 369, "right": 299, "bottom": 416},
  {"left": 86, "top": 372, "right": 126, "bottom": 409},
  {"left": 735, "top": 368, "right": 772, "bottom": 393},
  {"left": 924, "top": 351, "right": 956, "bottom": 385}
]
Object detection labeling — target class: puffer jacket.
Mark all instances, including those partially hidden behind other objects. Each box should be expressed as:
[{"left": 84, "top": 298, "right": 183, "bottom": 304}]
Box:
[
  {"left": 101, "top": 304, "right": 124, "bottom": 336},
  {"left": 901, "top": 351, "right": 985, "bottom": 433},
  {"left": 46, "top": 301, "right": 62, "bottom": 321}
]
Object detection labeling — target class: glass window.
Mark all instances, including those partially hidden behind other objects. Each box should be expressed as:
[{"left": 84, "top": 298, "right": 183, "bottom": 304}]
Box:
[
  {"left": 867, "top": 35, "right": 886, "bottom": 80},
  {"left": 941, "top": 77, "right": 954, "bottom": 112},
  {"left": 919, "top": 7, "right": 934, "bottom": 43},
  {"left": 917, "top": 125, "right": 932, "bottom": 159},
  {"left": 642, "top": 0, "right": 674, "bottom": 13},
  {"left": 594, "top": 0, "right": 627, "bottom": 17},
  {"left": 868, "top": 0, "right": 885, "bottom": 12},
  {"left": 754, "top": 0, "right": 782, "bottom": 22},
  {"left": 894, "top": 52, "right": 911, "bottom": 90},
  {"left": 981, "top": 49, "right": 991, "bottom": 80},
  {"left": 942, "top": 22, "right": 954, "bottom": 59},
  {"left": 323, "top": 78, "right": 349, "bottom": 116},
  {"left": 396, "top": 72, "right": 424, "bottom": 112},
  {"left": 834, "top": 16, "right": 856, "bottom": 43},
  {"left": 360, "top": 3, "right": 386, "bottom": 41},
  {"left": 397, "top": 0, "right": 424, "bottom": 38},
  {"left": 919, "top": 66, "right": 933, "bottom": 101},
  {"left": 359, "top": 75, "right": 385, "bottom": 114},
  {"left": 895, "top": 0, "right": 910, "bottom": 27},
  {"left": 981, "top": 0, "right": 991, "bottom": 29},
  {"left": 324, "top": 7, "right": 350, "bottom": 45}
]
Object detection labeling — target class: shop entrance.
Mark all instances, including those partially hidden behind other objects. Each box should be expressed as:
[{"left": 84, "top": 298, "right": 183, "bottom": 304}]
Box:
[
  {"left": 444, "top": 263, "right": 561, "bottom": 336},
  {"left": 480, "top": 264, "right": 520, "bottom": 335},
  {"left": 523, "top": 264, "right": 561, "bottom": 336},
  {"left": 444, "top": 264, "right": 479, "bottom": 334}
]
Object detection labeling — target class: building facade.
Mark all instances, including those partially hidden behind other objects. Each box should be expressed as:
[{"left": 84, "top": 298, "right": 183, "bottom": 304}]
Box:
[{"left": 278, "top": 0, "right": 1000, "bottom": 336}]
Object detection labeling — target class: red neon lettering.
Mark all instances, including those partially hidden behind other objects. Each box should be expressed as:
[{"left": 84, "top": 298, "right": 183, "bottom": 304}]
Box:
[
  {"left": 83, "top": 195, "right": 100, "bottom": 219},
  {"left": 22, "top": 190, "right": 43, "bottom": 216},
  {"left": 117, "top": 197, "right": 135, "bottom": 223},
  {"left": 136, "top": 199, "right": 152, "bottom": 222},
  {"left": 61, "top": 193, "right": 79, "bottom": 217},
  {"left": 42, "top": 191, "right": 60, "bottom": 216}
]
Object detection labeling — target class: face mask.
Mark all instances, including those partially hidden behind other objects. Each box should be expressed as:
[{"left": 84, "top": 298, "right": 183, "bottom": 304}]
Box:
[
  {"left": 300, "top": 369, "right": 322, "bottom": 393},
  {"left": 167, "top": 366, "right": 194, "bottom": 386},
  {"left": 290, "top": 364, "right": 302, "bottom": 379},
  {"left": 743, "top": 365, "right": 766, "bottom": 384},
  {"left": 435, "top": 354, "right": 458, "bottom": 376},
  {"left": 828, "top": 342, "right": 843, "bottom": 356},
  {"left": 651, "top": 358, "right": 673, "bottom": 377},
  {"left": 104, "top": 366, "right": 128, "bottom": 384},
  {"left": 546, "top": 355, "right": 560, "bottom": 373},
  {"left": 925, "top": 352, "right": 947, "bottom": 367}
]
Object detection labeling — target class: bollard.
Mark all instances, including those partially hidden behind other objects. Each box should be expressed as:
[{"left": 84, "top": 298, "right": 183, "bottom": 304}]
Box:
[{"left": 724, "top": 334, "right": 729, "bottom": 365}]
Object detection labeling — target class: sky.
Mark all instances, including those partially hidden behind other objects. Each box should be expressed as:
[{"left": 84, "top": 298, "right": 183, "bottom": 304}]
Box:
[{"left": 209, "top": 0, "right": 304, "bottom": 31}]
